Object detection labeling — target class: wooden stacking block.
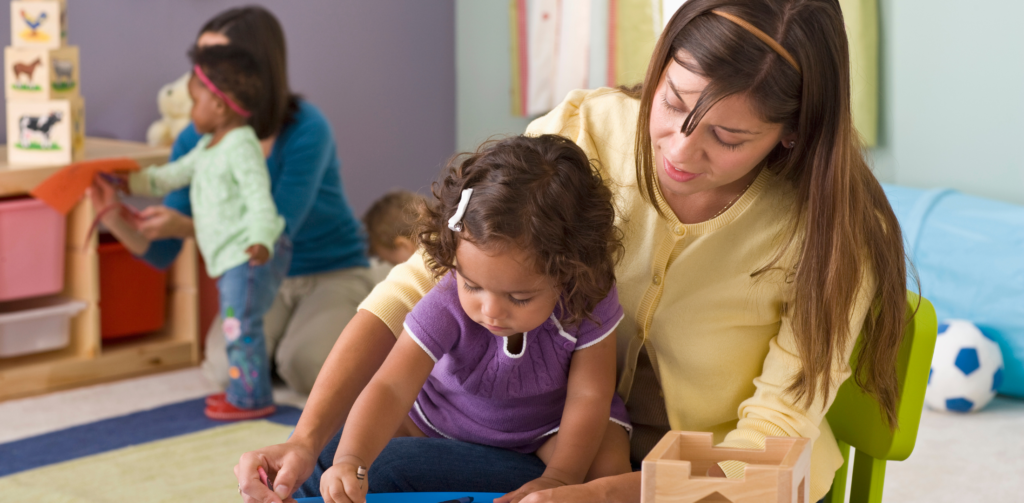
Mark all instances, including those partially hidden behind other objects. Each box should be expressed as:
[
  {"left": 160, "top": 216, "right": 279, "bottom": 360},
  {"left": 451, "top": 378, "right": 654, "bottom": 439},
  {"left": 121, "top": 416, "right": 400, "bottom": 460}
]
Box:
[
  {"left": 641, "top": 431, "right": 811, "bottom": 503},
  {"left": 11, "top": 0, "right": 66, "bottom": 50},
  {"left": 6, "top": 97, "right": 84, "bottom": 167},
  {"left": 5, "top": 45, "right": 79, "bottom": 100}
]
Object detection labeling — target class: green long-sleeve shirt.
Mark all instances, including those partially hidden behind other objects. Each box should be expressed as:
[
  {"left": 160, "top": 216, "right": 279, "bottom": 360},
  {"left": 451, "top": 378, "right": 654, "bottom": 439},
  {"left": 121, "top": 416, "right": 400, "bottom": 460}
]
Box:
[{"left": 129, "top": 126, "right": 285, "bottom": 277}]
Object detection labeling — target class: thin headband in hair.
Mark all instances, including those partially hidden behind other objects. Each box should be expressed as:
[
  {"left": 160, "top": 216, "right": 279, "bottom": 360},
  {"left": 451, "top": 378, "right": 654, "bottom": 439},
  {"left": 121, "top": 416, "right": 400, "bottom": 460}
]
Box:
[
  {"left": 193, "top": 64, "right": 252, "bottom": 118},
  {"left": 711, "top": 10, "right": 801, "bottom": 73}
]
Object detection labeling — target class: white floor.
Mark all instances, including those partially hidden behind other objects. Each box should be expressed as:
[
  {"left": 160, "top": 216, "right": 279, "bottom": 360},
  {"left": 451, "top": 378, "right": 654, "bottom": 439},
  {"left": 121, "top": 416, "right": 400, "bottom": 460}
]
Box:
[
  {"left": 1, "top": 368, "right": 1021, "bottom": 502},
  {"left": 0, "top": 368, "right": 307, "bottom": 444}
]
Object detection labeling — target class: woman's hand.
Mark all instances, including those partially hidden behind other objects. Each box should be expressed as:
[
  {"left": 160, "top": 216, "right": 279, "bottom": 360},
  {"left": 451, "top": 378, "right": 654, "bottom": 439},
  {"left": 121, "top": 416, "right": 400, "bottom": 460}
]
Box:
[
  {"left": 235, "top": 441, "right": 318, "bottom": 503},
  {"left": 320, "top": 460, "right": 367, "bottom": 503},
  {"left": 517, "top": 479, "right": 605, "bottom": 503},
  {"left": 136, "top": 205, "right": 195, "bottom": 240},
  {"left": 497, "top": 476, "right": 569, "bottom": 503},
  {"left": 519, "top": 471, "right": 640, "bottom": 503}
]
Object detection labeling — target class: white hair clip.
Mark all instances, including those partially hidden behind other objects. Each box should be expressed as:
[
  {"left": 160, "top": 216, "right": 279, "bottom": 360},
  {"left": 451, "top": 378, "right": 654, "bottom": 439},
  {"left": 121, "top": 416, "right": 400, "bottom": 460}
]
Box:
[{"left": 447, "top": 188, "right": 474, "bottom": 232}]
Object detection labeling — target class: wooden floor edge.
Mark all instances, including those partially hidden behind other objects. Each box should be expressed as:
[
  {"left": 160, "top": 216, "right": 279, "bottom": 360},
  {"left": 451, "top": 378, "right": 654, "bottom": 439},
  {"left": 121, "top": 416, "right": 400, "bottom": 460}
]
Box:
[{"left": 0, "top": 340, "right": 198, "bottom": 402}]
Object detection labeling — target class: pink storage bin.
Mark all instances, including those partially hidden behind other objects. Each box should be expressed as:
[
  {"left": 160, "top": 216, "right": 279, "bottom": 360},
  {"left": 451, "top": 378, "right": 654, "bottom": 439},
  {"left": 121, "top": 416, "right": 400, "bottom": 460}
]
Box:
[{"left": 0, "top": 197, "right": 66, "bottom": 301}]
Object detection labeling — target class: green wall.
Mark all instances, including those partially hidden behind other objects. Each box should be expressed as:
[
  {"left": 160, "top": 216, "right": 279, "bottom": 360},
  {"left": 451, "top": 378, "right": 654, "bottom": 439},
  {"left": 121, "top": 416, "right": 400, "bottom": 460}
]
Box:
[
  {"left": 457, "top": 1, "right": 1024, "bottom": 206},
  {"left": 456, "top": 0, "right": 531, "bottom": 154},
  {"left": 871, "top": 0, "right": 1024, "bottom": 204}
]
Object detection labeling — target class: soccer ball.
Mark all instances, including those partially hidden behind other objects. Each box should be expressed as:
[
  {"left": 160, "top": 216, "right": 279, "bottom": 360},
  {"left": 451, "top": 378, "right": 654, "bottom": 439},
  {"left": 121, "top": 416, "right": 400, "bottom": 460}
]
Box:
[{"left": 924, "top": 319, "right": 1004, "bottom": 413}]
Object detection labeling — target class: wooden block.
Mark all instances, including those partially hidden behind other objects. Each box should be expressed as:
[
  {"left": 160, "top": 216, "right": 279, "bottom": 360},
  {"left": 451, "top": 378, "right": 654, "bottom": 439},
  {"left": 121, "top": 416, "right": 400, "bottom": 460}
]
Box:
[
  {"left": 11, "top": 0, "right": 66, "bottom": 49},
  {"left": 6, "top": 96, "right": 85, "bottom": 167},
  {"left": 165, "top": 238, "right": 199, "bottom": 346},
  {"left": 641, "top": 431, "right": 812, "bottom": 503},
  {"left": 5, "top": 45, "right": 79, "bottom": 100}
]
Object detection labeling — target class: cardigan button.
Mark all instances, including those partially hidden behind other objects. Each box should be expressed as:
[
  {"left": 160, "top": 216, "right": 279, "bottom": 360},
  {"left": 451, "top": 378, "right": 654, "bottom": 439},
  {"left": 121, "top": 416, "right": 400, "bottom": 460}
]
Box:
[
  {"left": 652, "top": 274, "right": 662, "bottom": 285},
  {"left": 673, "top": 224, "right": 684, "bottom": 236},
  {"left": 563, "top": 340, "right": 575, "bottom": 351}
]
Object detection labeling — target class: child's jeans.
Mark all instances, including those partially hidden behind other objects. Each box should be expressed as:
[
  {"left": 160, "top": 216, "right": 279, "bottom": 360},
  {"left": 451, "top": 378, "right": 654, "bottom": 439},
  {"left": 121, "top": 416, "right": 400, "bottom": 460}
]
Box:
[{"left": 219, "top": 236, "right": 292, "bottom": 409}]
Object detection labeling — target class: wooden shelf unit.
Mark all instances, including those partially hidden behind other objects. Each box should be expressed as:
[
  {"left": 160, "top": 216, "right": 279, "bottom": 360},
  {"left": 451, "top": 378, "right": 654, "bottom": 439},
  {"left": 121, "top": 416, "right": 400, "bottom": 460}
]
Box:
[{"left": 0, "top": 137, "right": 200, "bottom": 401}]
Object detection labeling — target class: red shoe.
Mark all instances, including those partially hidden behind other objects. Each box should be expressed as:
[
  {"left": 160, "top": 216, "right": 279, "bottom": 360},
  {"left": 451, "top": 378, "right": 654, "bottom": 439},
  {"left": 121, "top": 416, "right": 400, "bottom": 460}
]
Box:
[
  {"left": 205, "top": 393, "right": 227, "bottom": 407},
  {"left": 205, "top": 399, "right": 276, "bottom": 421}
]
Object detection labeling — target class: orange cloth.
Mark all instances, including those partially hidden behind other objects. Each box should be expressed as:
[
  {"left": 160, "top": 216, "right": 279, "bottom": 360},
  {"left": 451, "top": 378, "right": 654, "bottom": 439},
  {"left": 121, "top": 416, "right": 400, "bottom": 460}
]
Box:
[{"left": 30, "top": 158, "right": 140, "bottom": 215}]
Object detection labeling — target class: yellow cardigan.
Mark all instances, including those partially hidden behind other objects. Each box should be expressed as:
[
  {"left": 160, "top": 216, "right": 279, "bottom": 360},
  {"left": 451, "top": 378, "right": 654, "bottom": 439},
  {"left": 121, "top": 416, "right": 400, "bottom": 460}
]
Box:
[{"left": 359, "top": 88, "right": 876, "bottom": 501}]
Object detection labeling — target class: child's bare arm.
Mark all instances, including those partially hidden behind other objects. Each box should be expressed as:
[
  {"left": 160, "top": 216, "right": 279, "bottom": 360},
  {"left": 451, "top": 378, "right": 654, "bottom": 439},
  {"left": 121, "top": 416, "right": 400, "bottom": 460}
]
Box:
[
  {"left": 540, "top": 333, "right": 619, "bottom": 484},
  {"left": 498, "top": 332, "right": 622, "bottom": 503},
  {"left": 321, "top": 330, "right": 435, "bottom": 503}
]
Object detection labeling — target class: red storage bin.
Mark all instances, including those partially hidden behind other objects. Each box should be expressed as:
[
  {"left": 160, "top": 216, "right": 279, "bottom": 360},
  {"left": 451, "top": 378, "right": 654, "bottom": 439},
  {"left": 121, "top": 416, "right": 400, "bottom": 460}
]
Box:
[
  {"left": 0, "top": 197, "right": 66, "bottom": 302},
  {"left": 98, "top": 239, "right": 167, "bottom": 339}
]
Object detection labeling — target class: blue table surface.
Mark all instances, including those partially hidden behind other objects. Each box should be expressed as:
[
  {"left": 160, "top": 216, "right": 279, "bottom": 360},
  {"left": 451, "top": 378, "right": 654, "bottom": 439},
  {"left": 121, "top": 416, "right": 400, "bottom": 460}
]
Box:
[{"left": 296, "top": 492, "right": 504, "bottom": 503}]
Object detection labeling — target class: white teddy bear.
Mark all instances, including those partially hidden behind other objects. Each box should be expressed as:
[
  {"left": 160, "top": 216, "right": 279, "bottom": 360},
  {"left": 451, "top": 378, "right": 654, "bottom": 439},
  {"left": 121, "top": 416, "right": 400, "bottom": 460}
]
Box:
[{"left": 146, "top": 72, "right": 193, "bottom": 147}]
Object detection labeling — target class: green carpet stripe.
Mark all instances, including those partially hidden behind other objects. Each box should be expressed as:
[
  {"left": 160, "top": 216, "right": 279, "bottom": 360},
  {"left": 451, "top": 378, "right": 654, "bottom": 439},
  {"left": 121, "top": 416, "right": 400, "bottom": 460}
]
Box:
[{"left": 0, "top": 420, "right": 293, "bottom": 503}]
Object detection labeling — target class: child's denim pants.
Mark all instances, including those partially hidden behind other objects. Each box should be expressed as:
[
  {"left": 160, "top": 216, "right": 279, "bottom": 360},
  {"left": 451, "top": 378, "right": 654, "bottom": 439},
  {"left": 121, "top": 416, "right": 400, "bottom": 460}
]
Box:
[{"left": 219, "top": 236, "right": 292, "bottom": 409}]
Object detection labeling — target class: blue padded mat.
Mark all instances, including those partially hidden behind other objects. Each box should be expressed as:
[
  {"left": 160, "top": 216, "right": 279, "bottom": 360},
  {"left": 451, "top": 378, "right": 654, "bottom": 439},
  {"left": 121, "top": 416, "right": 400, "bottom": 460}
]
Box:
[{"left": 297, "top": 492, "right": 504, "bottom": 503}]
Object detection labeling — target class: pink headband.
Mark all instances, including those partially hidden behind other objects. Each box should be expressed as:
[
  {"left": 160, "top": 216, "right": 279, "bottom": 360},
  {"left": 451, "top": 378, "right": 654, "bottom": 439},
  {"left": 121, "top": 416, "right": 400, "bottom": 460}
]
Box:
[{"left": 193, "top": 64, "right": 252, "bottom": 118}]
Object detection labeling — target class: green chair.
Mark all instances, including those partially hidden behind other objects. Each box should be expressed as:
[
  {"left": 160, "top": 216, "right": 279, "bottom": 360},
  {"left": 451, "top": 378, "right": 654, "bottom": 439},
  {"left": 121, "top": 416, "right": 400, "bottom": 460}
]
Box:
[{"left": 824, "top": 292, "right": 938, "bottom": 503}]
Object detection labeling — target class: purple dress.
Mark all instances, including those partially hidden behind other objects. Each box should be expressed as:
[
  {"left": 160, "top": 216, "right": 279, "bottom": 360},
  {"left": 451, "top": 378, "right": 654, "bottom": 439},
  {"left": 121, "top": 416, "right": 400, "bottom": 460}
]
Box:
[{"left": 403, "top": 273, "right": 631, "bottom": 453}]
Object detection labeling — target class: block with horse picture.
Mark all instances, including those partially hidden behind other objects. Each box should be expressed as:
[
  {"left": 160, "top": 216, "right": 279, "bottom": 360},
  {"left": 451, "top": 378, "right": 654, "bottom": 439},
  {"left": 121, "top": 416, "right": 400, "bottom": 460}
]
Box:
[
  {"left": 6, "top": 97, "right": 84, "bottom": 167},
  {"left": 4, "top": 45, "right": 79, "bottom": 100},
  {"left": 10, "top": 0, "right": 66, "bottom": 50}
]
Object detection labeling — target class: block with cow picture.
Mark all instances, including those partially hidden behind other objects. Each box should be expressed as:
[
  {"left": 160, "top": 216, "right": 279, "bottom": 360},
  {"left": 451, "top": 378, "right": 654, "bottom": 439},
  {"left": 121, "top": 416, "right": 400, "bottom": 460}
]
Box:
[
  {"left": 10, "top": 0, "right": 65, "bottom": 50},
  {"left": 6, "top": 96, "right": 84, "bottom": 167},
  {"left": 4, "top": 45, "right": 78, "bottom": 100}
]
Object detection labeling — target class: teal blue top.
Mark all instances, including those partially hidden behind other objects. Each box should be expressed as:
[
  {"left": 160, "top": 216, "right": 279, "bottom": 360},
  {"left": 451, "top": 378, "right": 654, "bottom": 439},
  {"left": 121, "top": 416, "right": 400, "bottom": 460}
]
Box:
[
  {"left": 139, "top": 100, "right": 369, "bottom": 276},
  {"left": 130, "top": 126, "right": 285, "bottom": 277}
]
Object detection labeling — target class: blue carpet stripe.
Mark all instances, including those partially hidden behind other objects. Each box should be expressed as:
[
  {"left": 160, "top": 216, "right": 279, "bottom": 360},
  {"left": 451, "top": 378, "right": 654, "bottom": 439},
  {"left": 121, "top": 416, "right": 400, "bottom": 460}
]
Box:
[{"left": 0, "top": 398, "right": 301, "bottom": 477}]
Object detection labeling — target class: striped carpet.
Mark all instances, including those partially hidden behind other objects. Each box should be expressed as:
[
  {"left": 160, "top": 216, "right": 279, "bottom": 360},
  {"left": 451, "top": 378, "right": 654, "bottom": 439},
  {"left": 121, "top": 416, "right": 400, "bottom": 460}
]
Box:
[{"left": 0, "top": 398, "right": 301, "bottom": 502}]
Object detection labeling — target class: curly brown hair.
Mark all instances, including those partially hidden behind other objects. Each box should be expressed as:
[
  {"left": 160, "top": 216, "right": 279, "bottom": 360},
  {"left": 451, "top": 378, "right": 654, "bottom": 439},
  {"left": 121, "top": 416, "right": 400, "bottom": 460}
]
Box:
[{"left": 417, "top": 135, "right": 622, "bottom": 328}]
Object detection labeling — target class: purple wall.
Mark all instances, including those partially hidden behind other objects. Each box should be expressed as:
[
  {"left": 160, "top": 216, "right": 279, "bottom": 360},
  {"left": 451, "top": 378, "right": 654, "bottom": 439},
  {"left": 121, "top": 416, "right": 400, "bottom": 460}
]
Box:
[{"left": 1, "top": 1, "right": 455, "bottom": 214}]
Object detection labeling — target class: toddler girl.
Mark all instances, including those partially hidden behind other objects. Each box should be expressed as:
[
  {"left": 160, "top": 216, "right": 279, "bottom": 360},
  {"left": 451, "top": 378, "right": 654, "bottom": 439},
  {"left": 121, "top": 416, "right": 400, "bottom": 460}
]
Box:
[
  {"left": 116, "top": 45, "right": 288, "bottom": 420},
  {"left": 322, "top": 135, "right": 631, "bottom": 503}
]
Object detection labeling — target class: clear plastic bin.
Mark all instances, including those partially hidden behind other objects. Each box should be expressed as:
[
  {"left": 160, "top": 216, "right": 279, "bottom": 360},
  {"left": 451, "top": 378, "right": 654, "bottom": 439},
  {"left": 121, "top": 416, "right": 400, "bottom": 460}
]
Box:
[
  {"left": 0, "top": 296, "right": 86, "bottom": 358},
  {"left": 0, "top": 197, "right": 66, "bottom": 302}
]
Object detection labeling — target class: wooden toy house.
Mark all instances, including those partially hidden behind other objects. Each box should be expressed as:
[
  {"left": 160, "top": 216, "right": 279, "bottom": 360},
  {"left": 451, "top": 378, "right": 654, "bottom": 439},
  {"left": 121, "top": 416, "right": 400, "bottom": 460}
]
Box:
[
  {"left": 5, "top": 45, "right": 79, "bottom": 100},
  {"left": 641, "top": 432, "right": 811, "bottom": 503},
  {"left": 10, "top": 0, "right": 66, "bottom": 49}
]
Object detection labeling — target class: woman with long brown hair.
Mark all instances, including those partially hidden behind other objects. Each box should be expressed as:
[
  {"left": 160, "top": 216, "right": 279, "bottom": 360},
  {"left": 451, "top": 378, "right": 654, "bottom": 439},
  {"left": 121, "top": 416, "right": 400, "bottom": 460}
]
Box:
[{"left": 235, "top": 1, "right": 908, "bottom": 502}]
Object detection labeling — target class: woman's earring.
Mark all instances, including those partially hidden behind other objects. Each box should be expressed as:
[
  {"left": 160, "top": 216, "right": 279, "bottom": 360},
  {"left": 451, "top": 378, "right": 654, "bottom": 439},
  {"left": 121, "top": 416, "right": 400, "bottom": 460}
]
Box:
[{"left": 787, "top": 141, "right": 796, "bottom": 148}]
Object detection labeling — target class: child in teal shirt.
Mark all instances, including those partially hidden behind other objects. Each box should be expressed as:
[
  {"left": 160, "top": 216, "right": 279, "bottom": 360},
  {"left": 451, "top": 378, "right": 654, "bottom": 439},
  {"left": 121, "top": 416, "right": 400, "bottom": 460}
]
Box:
[{"left": 123, "top": 45, "right": 288, "bottom": 420}]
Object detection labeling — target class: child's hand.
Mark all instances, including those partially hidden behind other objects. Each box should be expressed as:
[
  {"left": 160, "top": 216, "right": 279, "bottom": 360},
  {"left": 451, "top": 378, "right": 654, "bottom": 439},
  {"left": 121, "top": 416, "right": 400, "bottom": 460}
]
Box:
[
  {"left": 497, "top": 476, "right": 568, "bottom": 503},
  {"left": 320, "top": 460, "right": 367, "bottom": 503},
  {"left": 96, "top": 171, "right": 130, "bottom": 193},
  {"left": 247, "top": 244, "right": 270, "bottom": 266}
]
